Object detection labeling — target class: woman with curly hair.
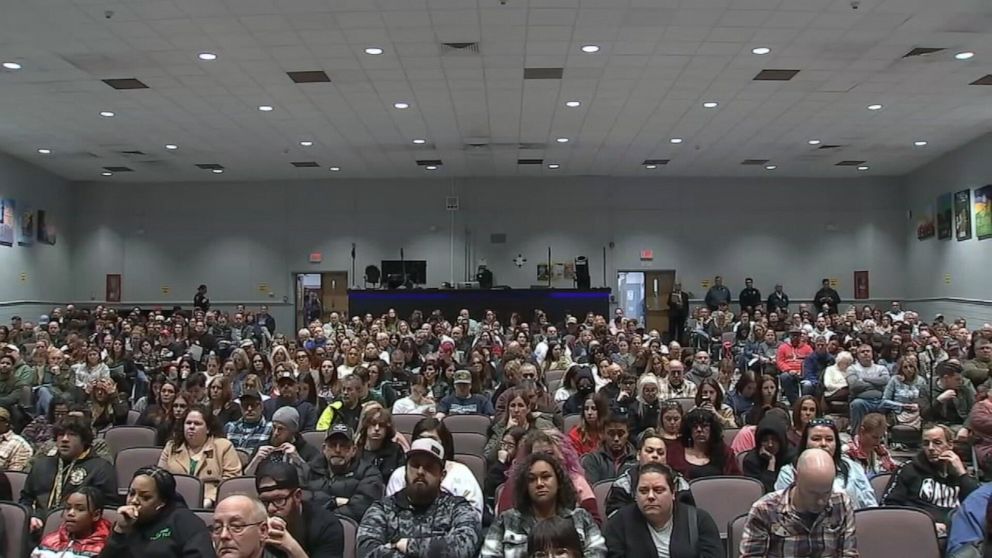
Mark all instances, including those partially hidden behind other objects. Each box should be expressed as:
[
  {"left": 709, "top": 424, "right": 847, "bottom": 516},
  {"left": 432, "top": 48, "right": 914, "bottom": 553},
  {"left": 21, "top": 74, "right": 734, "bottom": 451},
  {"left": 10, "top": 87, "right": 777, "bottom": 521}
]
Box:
[
  {"left": 496, "top": 429, "right": 603, "bottom": 525},
  {"left": 666, "top": 408, "right": 741, "bottom": 480},
  {"left": 481, "top": 452, "right": 605, "bottom": 558}
]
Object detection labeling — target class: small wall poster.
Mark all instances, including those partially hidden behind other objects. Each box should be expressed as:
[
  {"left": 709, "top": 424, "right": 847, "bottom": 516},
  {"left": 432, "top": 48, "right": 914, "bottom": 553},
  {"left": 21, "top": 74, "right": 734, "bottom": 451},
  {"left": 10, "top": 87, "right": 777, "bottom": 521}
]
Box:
[
  {"left": 916, "top": 204, "right": 935, "bottom": 240},
  {"left": 106, "top": 274, "right": 121, "bottom": 303},
  {"left": 936, "top": 193, "right": 953, "bottom": 240},
  {"left": 955, "top": 189, "right": 972, "bottom": 241},
  {"left": 0, "top": 199, "right": 14, "bottom": 246},
  {"left": 37, "top": 210, "right": 56, "bottom": 245},
  {"left": 854, "top": 270, "right": 870, "bottom": 300},
  {"left": 17, "top": 203, "right": 33, "bottom": 246},
  {"left": 975, "top": 185, "right": 992, "bottom": 240}
]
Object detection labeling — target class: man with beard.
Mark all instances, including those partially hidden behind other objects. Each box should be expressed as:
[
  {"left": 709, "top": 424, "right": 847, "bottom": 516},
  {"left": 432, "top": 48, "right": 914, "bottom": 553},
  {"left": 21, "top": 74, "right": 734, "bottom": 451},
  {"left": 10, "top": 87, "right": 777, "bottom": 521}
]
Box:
[
  {"left": 304, "top": 423, "right": 383, "bottom": 523},
  {"left": 581, "top": 414, "right": 637, "bottom": 485},
  {"left": 686, "top": 351, "right": 718, "bottom": 387},
  {"left": 262, "top": 371, "right": 317, "bottom": 431},
  {"left": 357, "top": 438, "right": 482, "bottom": 558},
  {"left": 882, "top": 423, "right": 978, "bottom": 536},
  {"left": 255, "top": 462, "right": 344, "bottom": 558},
  {"left": 20, "top": 416, "right": 117, "bottom": 533}
]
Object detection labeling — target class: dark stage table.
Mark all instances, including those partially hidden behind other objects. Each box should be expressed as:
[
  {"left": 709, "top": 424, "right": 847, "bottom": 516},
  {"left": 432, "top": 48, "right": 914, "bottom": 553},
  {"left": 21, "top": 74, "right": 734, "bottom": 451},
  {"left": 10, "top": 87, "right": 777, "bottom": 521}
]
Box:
[{"left": 347, "top": 288, "right": 611, "bottom": 324}]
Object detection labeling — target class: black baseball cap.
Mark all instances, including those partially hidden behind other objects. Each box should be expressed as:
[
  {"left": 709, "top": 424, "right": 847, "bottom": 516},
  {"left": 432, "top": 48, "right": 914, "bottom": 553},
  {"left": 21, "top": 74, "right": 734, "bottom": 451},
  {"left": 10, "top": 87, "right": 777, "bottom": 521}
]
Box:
[
  {"left": 240, "top": 390, "right": 262, "bottom": 403},
  {"left": 325, "top": 423, "right": 354, "bottom": 442},
  {"left": 255, "top": 461, "right": 300, "bottom": 492}
]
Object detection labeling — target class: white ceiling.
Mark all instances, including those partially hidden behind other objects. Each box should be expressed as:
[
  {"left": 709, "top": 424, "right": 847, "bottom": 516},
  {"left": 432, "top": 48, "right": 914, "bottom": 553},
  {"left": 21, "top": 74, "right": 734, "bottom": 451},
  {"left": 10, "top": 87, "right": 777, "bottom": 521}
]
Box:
[{"left": 2, "top": 0, "right": 992, "bottom": 182}]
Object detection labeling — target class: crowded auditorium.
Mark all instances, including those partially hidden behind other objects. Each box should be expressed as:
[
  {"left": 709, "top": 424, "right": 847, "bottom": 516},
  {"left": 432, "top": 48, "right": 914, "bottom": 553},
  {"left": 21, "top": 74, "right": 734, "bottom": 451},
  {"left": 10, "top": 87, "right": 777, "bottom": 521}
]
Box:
[{"left": 3, "top": 1, "right": 992, "bottom": 557}]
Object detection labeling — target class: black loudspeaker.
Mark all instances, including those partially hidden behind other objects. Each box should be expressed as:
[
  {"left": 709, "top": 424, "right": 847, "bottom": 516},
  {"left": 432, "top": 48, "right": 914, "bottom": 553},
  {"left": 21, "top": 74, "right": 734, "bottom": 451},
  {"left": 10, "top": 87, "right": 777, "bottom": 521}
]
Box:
[
  {"left": 476, "top": 267, "right": 494, "bottom": 289},
  {"left": 575, "top": 256, "right": 590, "bottom": 289}
]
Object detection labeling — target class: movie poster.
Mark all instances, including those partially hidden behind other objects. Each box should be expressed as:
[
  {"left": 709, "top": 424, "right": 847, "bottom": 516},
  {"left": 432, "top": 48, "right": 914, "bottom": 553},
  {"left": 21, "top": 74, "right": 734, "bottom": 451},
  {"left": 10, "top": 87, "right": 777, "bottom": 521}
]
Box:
[
  {"left": 937, "top": 193, "right": 953, "bottom": 240},
  {"left": 0, "top": 199, "right": 14, "bottom": 246},
  {"left": 975, "top": 185, "right": 992, "bottom": 240},
  {"left": 17, "top": 203, "right": 34, "bottom": 246},
  {"left": 916, "top": 204, "right": 935, "bottom": 240},
  {"left": 955, "top": 189, "right": 972, "bottom": 241}
]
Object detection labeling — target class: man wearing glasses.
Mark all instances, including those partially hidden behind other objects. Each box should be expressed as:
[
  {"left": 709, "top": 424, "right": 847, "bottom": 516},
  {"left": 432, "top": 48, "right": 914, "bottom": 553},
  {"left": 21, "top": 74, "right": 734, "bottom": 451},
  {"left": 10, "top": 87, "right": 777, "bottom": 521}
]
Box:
[
  {"left": 254, "top": 461, "right": 345, "bottom": 558},
  {"left": 213, "top": 494, "right": 276, "bottom": 558}
]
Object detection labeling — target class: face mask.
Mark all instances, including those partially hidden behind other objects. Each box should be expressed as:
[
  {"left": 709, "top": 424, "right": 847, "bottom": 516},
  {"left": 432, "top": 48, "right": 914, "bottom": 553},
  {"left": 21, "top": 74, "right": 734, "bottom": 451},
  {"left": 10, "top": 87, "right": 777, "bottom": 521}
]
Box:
[{"left": 577, "top": 382, "right": 594, "bottom": 396}]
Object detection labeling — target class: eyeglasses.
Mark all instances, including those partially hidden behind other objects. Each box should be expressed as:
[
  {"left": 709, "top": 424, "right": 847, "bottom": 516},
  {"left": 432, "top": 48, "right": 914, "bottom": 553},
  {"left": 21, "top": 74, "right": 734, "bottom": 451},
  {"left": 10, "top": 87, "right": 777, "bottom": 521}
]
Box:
[
  {"left": 209, "top": 521, "right": 265, "bottom": 535},
  {"left": 259, "top": 493, "right": 294, "bottom": 509}
]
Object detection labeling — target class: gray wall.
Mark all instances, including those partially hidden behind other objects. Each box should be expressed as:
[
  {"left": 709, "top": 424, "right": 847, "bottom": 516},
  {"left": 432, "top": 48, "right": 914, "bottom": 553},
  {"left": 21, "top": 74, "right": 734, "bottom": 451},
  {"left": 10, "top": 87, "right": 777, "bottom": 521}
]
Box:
[
  {"left": 0, "top": 152, "right": 72, "bottom": 323},
  {"left": 904, "top": 130, "right": 992, "bottom": 326},
  {"left": 69, "top": 176, "right": 906, "bottom": 327}
]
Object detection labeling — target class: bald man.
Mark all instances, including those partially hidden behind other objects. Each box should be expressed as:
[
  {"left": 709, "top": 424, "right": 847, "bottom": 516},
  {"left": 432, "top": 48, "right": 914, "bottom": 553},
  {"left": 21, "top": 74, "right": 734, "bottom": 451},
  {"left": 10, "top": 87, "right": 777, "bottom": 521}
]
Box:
[
  {"left": 740, "top": 448, "right": 859, "bottom": 558},
  {"left": 213, "top": 495, "right": 272, "bottom": 558}
]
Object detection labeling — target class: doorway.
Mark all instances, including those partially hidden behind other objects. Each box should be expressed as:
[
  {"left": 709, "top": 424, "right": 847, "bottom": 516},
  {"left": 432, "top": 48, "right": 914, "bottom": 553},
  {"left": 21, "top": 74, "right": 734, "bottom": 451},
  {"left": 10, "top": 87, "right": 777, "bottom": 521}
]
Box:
[
  {"left": 618, "top": 270, "right": 676, "bottom": 336},
  {"left": 294, "top": 271, "right": 349, "bottom": 331}
]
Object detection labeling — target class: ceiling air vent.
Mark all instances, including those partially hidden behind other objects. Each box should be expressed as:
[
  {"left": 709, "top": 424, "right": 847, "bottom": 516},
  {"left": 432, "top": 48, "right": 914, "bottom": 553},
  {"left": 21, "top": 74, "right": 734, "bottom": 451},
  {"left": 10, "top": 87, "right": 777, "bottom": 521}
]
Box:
[
  {"left": 818, "top": 144, "right": 844, "bottom": 150},
  {"left": 835, "top": 160, "right": 866, "bottom": 166},
  {"left": 195, "top": 163, "right": 225, "bottom": 170},
  {"left": 287, "top": 71, "right": 331, "bottom": 83},
  {"left": 753, "top": 69, "right": 800, "bottom": 81},
  {"left": 416, "top": 160, "right": 443, "bottom": 166},
  {"left": 524, "top": 67, "right": 563, "bottom": 80},
  {"left": 517, "top": 159, "right": 544, "bottom": 165},
  {"left": 441, "top": 42, "right": 480, "bottom": 55},
  {"left": 741, "top": 159, "right": 770, "bottom": 165},
  {"left": 103, "top": 166, "right": 133, "bottom": 172},
  {"left": 102, "top": 78, "right": 149, "bottom": 90},
  {"left": 643, "top": 159, "right": 670, "bottom": 165},
  {"left": 903, "top": 47, "right": 946, "bottom": 58},
  {"left": 291, "top": 161, "right": 320, "bottom": 168}
]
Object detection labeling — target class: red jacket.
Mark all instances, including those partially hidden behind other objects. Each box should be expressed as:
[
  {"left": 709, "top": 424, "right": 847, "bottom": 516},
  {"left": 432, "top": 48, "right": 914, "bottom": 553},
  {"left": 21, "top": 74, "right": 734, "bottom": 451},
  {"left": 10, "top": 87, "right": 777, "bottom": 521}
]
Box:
[
  {"left": 34, "top": 517, "right": 112, "bottom": 558},
  {"left": 776, "top": 342, "right": 812, "bottom": 374},
  {"left": 567, "top": 425, "right": 600, "bottom": 457}
]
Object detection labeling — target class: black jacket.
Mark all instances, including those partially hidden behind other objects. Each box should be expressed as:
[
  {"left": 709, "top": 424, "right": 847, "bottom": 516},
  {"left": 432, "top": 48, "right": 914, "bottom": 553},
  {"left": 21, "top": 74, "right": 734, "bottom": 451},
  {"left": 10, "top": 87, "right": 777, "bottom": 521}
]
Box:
[
  {"left": 97, "top": 502, "right": 214, "bottom": 558},
  {"left": 562, "top": 367, "right": 596, "bottom": 415},
  {"left": 21, "top": 451, "right": 118, "bottom": 518},
  {"left": 882, "top": 452, "right": 980, "bottom": 524},
  {"left": 742, "top": 412, "right": 794, "bottom": 492},
  {"left": 604, "top": 503, "right": 724, "bottom": 558},
  {"left": 305, "top": 455, "right": 384, "bottom": 522},
  {"left": 739, "top": 287, "right": 762, "bottom": 312},
  {"left": 605, "top": 465, "right": 694, "bottom": 518},
  {"left": 766, "top": 291, "right": 790, "bottom": 314},
  {"left": 361, "top": 440, "right": 406, "bottom": 482},
  {"left": 581, "top": 444, "right": 638, "bottom": 486},
  {"left": 268, "top": 500, "right": 344, "bottom": 558}
]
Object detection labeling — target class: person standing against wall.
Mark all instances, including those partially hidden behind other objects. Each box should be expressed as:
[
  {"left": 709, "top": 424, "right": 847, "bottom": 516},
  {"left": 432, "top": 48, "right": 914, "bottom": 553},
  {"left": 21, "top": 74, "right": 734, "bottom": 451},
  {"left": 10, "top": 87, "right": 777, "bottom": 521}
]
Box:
[
  {"left": 668, "top": 283, "right": 689, "bottom": 344},
  {"left": 194, "top": 285, "right": 210, "bottom": 312}
]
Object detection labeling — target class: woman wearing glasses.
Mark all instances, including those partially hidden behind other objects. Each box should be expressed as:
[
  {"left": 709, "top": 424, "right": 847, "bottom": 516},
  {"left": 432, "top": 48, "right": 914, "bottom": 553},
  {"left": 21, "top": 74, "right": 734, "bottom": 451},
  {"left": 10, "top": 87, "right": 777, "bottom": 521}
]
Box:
[
  {"left": 774, "top": 417, "right": 878, "bottom": 509},
  {"left": 666, "top": 408, "right": 741, "bottom": 480},
  {"left": 99, "top": 467, "right": 214, "bottom": 557}
]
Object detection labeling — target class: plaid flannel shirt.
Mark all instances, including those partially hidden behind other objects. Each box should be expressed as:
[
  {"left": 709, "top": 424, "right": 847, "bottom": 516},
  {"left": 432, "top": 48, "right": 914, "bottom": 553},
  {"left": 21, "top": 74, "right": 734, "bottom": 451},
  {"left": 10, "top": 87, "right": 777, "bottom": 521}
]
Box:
[
  {"left": 481, "top": 507, "right": 605, "bottom": 558},
  {"left": 740, "top": 485, "right": 859, "bottom": 558},
  {"left": 223, "top": 418, "right": 273, "bottom": 452}
]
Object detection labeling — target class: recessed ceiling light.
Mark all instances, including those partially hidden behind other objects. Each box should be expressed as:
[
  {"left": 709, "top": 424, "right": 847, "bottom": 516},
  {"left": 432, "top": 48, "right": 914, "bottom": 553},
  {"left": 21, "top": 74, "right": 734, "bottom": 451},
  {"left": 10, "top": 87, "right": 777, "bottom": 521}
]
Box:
[
  {"left": 329, "top": 166, "right": 341, "bottom": 172},
  {"left": 580, "top": 45, "right": 600, "bottom": 53},
  {"left": 547, "top": 163, "right": 560, "bottom": 169},
  {"left": 393, "top": 102, "right": 410, "bottom": 109},
  {"left": 702, "top": 101, "right": 719, "bottom": 108},
  {"left": 258, "top": 105, "right": 274, "bottom": 112},
  {"left": 752, "top": 47, "right": 771, "bottom": 55},
  {"left": 101, "top": 171, "right": 113, "bottom": 176},
  {"left": 556, "top": 137, "right": 569, "bottom": 143},
  {"left": 867, "top": 104, "right": 883, "bottom": 111},
  {"left": 565, "top": 100, "right": 581, "bottom": 108},
  {"left": 412, "top": 139, "right": 427, "bottom": 145},
  {"left": 99, "top": 111, "right": 115, "bottom": 117},
  {"left": 2, "top": 62, "right": 22, "bottom": 70},
  {"left": 645, "top": 164, "right": 658, "bottom": 169},
  {"left": 955, "top": 51, "right": 975, "bottom": 60},
  {"left": 425, "top": 165, "right": 438, "bottom": 170},
  {"left": 808, "top": 139, "right": 822, "bottom": 145},
  {"left": 765, "top": 165, "right": 777, "bottom": 170},
  {"left": 300, "top": 141, "right": 314, "bottom": 147},
  {"left": 670, "top": 138, "right": 683, "bottom": 144},
  {"left": 914, "top": 140, "right": 928, "bottom": 147},
  {"left": 364, "top": 47, "right": 384, "bottom": 55},
  {"left": 857, "top": 165, "right": 870, "bottom": 171},
  {"left": 165, "top": 144, "right": 178, "bottom": 150},
  {"left": 37, "top": 148, "right": 51, "bottom": 154},
  {"left": 212, "top": 169, "right": 224, "bottom": 174},
  {"left": 198, "top": 52, "right": 217, "bottom": 61}
]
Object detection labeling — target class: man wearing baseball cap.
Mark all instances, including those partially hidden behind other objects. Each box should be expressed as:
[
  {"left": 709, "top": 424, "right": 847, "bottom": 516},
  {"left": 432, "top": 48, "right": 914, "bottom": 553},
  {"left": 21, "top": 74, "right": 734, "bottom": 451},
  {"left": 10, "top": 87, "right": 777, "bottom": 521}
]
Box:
[
  {"left": 254, "top": 461, "right": 344, "bottom": 558},
  {"left": 436, "top": 369, "right": 493, "bottom": 419},
  {"left": 304, "top": 423, "right": 383, "bottom": 522},
  {"left": 245, "top": 406, "right": 319, "bottom": 482},
  {"left": 262, "top": 370, "right": 317, "bottom": 431},
  {"left": 224, "top": 390, "right": 273, "bottom": 453},
  {"left": 358, "top": 438, "right": 482, "bottom": 558}
]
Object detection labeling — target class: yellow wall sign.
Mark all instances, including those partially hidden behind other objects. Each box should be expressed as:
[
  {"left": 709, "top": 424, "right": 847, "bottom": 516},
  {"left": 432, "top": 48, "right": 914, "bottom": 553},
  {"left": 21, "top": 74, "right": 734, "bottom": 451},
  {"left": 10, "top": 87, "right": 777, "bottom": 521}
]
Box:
[
  {"left": 829, "top": 278, "right": 838, "bottom": 288},
  {"left": 944, "top": 273, "right": 952, "bottom": 285},
  {"left": 161, "top": 286, "right": 170, "bottom": 295},
  {"left": 701, "top": 279, "right": 711, "bottom": 289},
  {"left": 258, "top": 283, "right": 270, "bottom": 293},
  {"left": 19, "top": 272, "right": 27, "bottom": 282}
]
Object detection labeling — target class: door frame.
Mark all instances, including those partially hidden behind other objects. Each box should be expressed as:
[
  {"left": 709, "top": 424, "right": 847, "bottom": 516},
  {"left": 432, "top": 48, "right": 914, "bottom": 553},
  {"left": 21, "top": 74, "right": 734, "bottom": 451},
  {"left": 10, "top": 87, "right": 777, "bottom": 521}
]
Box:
[
  {"left": 618, "top": 268, "right": 677, "bottom": 332},
  {"left": 291, "top": 270, "right": 349, "bottom": 331}
]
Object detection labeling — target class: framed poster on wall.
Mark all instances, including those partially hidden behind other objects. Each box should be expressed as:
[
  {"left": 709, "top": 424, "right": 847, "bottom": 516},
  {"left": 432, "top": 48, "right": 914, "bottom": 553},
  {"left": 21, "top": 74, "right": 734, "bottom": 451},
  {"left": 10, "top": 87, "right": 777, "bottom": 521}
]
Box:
[
  {"left": 975, "top": 185, "right": 992, "bottom": 240},
  {"left": 854, "top": 270, "right": 869, "bottom": 300},
  {"left": 937, "top": 193, "right": 953, "bottom": 240},
  {"left": 955, "top": 189, "right": 972, "bottom": 241},
  {"left": 106, "top": 274, "right": 121, "bottom": 303}
]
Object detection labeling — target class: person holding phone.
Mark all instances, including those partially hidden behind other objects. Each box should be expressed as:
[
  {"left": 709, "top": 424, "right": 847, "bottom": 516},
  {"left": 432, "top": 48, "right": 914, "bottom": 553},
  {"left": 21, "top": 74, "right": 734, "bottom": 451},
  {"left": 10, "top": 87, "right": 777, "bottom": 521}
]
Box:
[{"left": 882, "top": 424, "right": 978, "bottom": 536}]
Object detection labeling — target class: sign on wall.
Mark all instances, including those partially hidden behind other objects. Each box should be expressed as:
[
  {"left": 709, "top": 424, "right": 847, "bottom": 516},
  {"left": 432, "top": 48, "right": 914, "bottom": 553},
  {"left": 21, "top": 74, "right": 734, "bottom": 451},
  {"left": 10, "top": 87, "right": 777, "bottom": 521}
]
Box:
[{"left": 954, "top": 189, "right": 972, "bottom": 241}]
